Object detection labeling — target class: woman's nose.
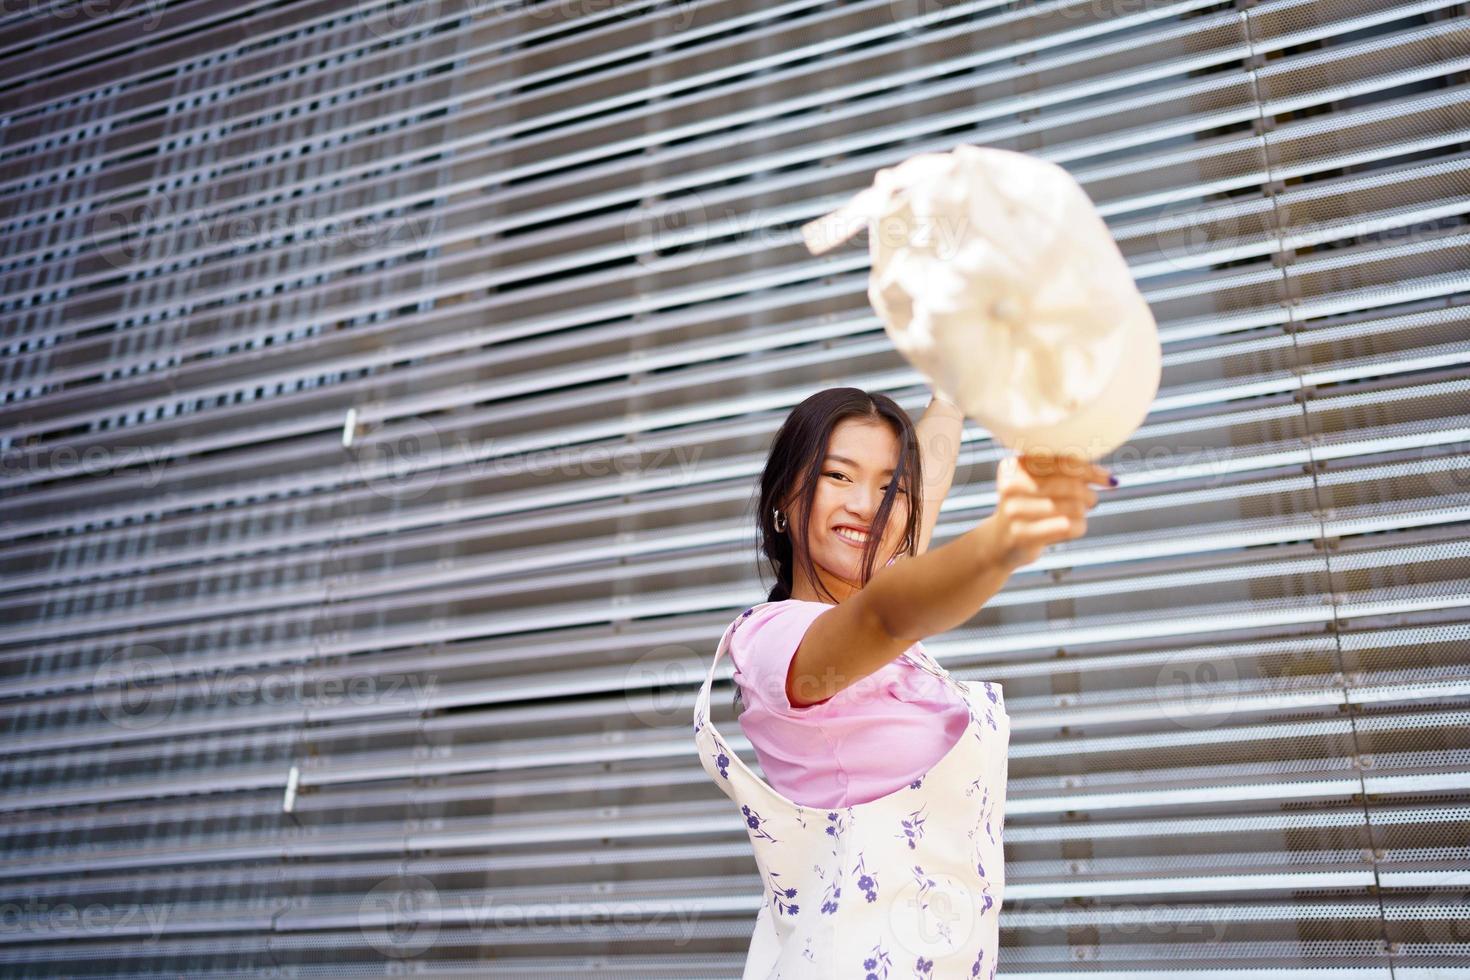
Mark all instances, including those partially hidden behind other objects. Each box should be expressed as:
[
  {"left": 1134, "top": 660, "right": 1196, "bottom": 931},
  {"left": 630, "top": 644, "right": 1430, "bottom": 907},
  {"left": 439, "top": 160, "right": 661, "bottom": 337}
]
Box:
[{"left": 847, "top": 485, "right": 881, "bottom": 514}]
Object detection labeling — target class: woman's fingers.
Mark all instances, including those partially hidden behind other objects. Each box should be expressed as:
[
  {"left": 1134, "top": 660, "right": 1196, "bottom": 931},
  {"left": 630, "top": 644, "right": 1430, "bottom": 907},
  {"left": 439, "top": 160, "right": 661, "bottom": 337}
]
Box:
[
  {"left": 1016, "top": 452, "right": 1113, "bottom": 486},
  {"left": 1008, "top": 511, "right": 1086, "bottom": 550},
  {"left": 1001, "top": 495, "right": 1089, "bottom": 520},
  {"left": 991, "top": 452, "right": 1109, "bottom": 568},
  {"left": 1017, "top": 475, "right": 1100, "bottom": 509}
]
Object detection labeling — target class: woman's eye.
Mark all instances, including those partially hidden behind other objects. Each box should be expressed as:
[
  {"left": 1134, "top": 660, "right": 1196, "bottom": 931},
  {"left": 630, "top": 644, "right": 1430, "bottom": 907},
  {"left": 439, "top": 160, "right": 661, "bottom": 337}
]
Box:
[{"left": 826, "top": 471, "right": 906, "bottom": 494}]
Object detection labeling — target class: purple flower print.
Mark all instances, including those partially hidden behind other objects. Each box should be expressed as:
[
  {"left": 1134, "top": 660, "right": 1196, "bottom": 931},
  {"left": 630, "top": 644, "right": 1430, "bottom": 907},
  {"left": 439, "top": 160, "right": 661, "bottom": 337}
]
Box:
[
  {"left": 971, "top": 948, "right": 986, "bottom": 977},
  {"left": 911, "top": 865, "right": 954, "bottom": 943},
  {"left": 766, "top": 869, "right": 799, "bottom": 916},
  {"left": 819, "top": 877, "right": 841, "bottom": 914},
  {"left": 825, "top": 808, "right": 850, "bottom": 842},
  {"left": 853, "top": 852, "right": 879, "bottom": 902},
  {"left": 727, "top": 609, "right": 755, "bottom": 652},
  {"left": 712, "top": 748, "right": 730, "bottom": 779},
  {"left": 966, "top": 785, "right": 996, "bottom": 848},
  {"left": 862, "top": 940, "right": 893, "bottom": 980},
  {"left": 986, "top": 683, "right": 998, "bottom": 704},
  {"left": 965, "top": 776, "right": 985, "bottom": 798},
  {"left": 971, "top": 822, "right": 989, "bottom": 881},
  {"left": 914, "top": 954, "right": 935, "bottom": 978},
  {"left": 732, "top": 607, "right": 755, "bottom": 635},
  {"left": 909, "top": 776, "right": 924, "bottom": 790},
  {"left": 964, "top": 828, "right": 987, "bottom": 881},
  {"left": 741, "top": 803, "right": 779, "bottom": 843},
  {"left": 977, "top": 881, "right": 994, "bottom": 915},
  {"left": 896, "top": 803, "right": 929, "bottom": 850}
]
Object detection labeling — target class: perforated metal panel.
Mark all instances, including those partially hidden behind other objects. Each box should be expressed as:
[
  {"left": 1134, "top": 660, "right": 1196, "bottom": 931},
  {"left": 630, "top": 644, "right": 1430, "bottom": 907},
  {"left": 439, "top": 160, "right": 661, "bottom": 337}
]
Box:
[{"left": 0, "top": 0, "right": 1467, "bottom": 976}]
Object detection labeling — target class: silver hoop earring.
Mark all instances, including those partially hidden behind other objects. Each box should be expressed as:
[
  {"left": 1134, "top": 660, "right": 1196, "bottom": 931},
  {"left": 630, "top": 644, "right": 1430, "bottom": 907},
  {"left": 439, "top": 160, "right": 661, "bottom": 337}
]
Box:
[{"left": 772, "top": 508, "right": 787, "bottom": 533}]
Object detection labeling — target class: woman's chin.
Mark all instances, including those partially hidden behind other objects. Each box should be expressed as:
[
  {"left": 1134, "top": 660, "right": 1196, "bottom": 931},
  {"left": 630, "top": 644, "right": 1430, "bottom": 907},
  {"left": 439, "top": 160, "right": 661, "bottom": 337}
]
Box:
[{"left": 822, "top": 552, "right": 865, "bottom": 581}]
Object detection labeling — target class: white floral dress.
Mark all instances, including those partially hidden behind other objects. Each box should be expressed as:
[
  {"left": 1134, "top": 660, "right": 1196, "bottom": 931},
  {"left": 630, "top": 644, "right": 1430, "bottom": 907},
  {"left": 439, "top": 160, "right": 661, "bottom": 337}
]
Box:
[{"left": 693, "top": 601, "right": 1011, "bottom": 979}]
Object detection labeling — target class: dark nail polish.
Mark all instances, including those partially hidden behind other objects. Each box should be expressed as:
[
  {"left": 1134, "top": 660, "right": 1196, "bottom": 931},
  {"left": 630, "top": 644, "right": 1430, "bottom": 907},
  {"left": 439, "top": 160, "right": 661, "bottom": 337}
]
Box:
[{"left": 1108, "top": 475, "right": 1119, "bottom": 487}]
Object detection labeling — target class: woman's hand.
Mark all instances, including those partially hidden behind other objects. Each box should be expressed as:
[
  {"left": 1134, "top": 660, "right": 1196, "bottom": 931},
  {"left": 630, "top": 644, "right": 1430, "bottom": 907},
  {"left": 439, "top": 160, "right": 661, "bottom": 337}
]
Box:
[{"left": 988, "top": 451, "right": 1114, "bottom": 571}]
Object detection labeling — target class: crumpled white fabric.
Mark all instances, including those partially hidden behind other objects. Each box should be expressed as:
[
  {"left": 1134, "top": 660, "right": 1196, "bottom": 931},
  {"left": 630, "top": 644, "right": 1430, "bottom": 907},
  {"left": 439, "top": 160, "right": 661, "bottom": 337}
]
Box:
[{"left": 802, "top": 143, "right": 1161, "bottom": 461}]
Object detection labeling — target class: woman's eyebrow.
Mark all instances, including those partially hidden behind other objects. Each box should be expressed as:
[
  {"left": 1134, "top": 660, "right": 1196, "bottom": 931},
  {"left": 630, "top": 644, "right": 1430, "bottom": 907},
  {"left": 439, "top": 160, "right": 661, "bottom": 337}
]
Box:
[{"left": 824, "top": 453, "right": 895, "bottom": 475}]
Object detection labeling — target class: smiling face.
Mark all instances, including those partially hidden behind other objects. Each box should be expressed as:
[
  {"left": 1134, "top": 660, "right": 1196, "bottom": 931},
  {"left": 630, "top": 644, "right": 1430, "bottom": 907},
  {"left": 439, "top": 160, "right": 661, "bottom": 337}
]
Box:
[{"left": 784, "top": 418, "right": 913, "bottom": 605}]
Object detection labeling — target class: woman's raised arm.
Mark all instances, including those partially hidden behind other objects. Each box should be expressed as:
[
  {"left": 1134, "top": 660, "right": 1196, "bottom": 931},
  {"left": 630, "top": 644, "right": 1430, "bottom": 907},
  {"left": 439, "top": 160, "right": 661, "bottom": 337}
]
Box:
[
  {"left": 784, "top": 452, "right": 1113, "bottom": 706},
  {"left": 912, "top": 392, "right": 966, "bottom": 555}
]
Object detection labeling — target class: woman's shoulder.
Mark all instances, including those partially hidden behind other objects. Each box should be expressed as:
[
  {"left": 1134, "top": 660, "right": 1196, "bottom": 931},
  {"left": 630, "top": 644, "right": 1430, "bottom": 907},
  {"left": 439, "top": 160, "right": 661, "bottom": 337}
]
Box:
[
  {"left": 732, "top": 599, "right": 923, "bottom": 633},
  {"left": 731, "top": 599, "right": 805, "bottom": 631},
  {"left": 728, "top": 600, "right": 833, "bottom": 665},
  {"left": 730, "top": 599, "right": 930, "bottom": 648},
  {"left": 731, "top": 598, "right": 833, "bottom": 632}
]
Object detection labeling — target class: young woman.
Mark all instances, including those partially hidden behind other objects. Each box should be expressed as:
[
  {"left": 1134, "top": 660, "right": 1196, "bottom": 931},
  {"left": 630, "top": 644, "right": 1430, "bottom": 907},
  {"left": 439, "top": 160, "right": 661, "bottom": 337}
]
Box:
[{"left": 692, "top": 386, "right": 1112, "bottom": 979}]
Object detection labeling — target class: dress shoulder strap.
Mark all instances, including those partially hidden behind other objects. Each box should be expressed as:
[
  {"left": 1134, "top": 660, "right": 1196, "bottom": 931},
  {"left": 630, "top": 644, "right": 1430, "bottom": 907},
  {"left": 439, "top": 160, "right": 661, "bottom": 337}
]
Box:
[{"left": 699, "top": 600, "right": 779, "bottom": 704}]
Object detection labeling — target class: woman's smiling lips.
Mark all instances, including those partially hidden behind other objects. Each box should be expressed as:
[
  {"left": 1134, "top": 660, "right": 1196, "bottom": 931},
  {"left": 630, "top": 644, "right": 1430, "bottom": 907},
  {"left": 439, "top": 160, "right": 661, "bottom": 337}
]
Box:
[{"left": 833, "top": 525, "right": 871, "bottom": 549}]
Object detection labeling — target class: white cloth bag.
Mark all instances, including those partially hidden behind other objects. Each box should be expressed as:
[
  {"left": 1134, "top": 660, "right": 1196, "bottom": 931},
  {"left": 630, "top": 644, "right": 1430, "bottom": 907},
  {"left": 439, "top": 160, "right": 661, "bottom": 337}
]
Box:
[{"left": 801, "top": 144, "right": 1162, "bottom": 462}]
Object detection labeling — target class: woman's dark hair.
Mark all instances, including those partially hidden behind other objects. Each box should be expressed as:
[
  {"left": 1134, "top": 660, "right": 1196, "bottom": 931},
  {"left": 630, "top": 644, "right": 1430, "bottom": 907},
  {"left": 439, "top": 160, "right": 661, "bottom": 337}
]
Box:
[{"left": 755, "top": 387, "right": 925, "bottom": 605}]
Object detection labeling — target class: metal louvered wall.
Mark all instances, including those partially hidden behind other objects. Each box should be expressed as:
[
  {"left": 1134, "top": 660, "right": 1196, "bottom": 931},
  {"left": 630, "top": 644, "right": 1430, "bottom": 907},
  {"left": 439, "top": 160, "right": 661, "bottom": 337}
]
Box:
[{"left": 0, "top": 0, "right": 1466, "bottom": 976}]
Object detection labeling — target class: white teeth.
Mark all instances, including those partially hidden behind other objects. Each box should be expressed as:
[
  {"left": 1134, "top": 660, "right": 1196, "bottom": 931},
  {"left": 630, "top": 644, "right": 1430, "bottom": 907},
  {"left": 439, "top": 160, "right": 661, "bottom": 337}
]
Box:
[{"left": 835, "top": 527, "right": 869, "bottom": 543}]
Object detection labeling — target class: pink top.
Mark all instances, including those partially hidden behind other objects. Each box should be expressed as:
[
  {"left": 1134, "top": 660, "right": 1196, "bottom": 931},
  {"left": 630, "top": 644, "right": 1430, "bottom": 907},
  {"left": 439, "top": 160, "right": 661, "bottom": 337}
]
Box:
[{"left": 728, "top": 599, "right": 970, "bottom": 808}]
